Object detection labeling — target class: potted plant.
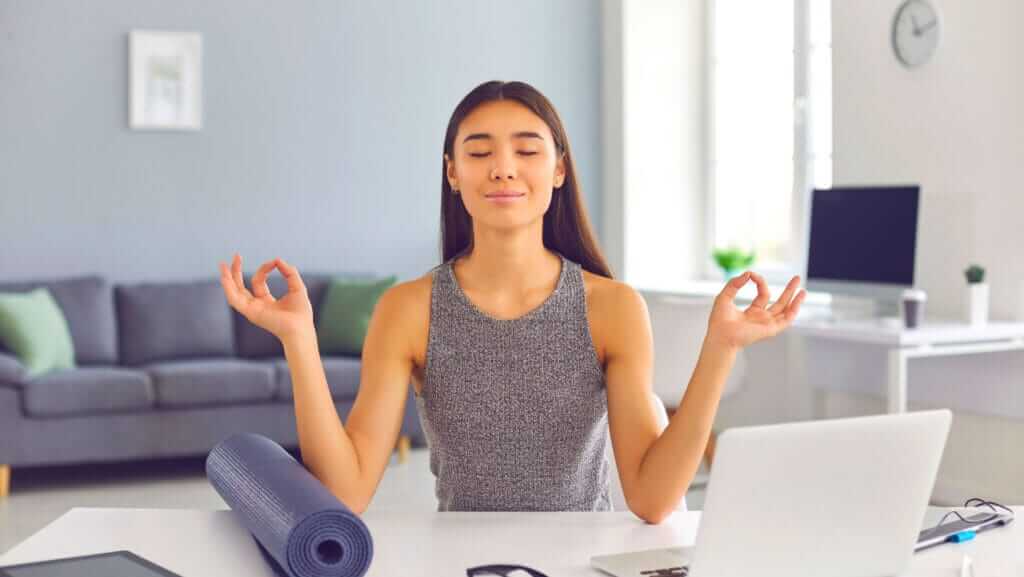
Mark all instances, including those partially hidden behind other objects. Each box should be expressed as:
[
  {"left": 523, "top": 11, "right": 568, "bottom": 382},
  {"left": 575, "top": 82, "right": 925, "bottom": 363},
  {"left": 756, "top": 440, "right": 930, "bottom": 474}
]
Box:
[
  {"left": 712, "top": 247, "right": 756, "bottom": 279},
  {"left": 963, "top": 264, "right": 988, "bottom": 325}
]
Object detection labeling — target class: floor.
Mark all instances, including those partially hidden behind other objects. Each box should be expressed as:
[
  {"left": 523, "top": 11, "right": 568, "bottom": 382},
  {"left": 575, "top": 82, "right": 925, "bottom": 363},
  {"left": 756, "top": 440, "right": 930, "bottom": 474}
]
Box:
[{"left": 0, "top": 448, "right": 707, "bottom": 555}]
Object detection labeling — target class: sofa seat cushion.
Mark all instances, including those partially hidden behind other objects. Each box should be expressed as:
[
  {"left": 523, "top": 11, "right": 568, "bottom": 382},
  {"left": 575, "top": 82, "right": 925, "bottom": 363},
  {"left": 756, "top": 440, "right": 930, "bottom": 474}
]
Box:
[
  {"left": 23, "top": 367, "right": 154, "bottom": 417},
  {"left": 274, "top": 356, "right": 360, "bottom": 401},
  {"left": 147, "top": 359, "right": 276, "bottom": 408}
]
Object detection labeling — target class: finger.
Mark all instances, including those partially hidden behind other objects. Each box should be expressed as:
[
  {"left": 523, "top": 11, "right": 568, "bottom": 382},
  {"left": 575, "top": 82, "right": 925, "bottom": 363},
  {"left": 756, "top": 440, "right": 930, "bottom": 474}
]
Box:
[
  {"left": 745, "top": 272, "right": 771, "bottom": 311},
  {"left": 251, "top": 260, "right": 277, "bottom": 301},
  {"left": 231, "top": 253, "right": 255, "bottom": 300},
  {"left": 275, "top": 258, "right": 307, "bottom": 294},
  {"left": 219, "top": 262, "right": 246, "bottom": 310},
  {"left": 218, "top": 262, "right": 235, "bottom": 300},
  {"left": 768, "top": 275, "right": 801, "bottom": 314},
  {"left": 781, "top": 290, "right": 807, "bottom": 321},
  {"left": 717, "top": 271, "right": 752, "bottom": 302}
]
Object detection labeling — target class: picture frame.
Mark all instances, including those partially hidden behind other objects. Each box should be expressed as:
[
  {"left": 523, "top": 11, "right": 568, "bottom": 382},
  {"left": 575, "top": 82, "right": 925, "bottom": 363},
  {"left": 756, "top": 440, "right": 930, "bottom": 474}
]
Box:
[{"left": 129, "top": 30, "right": 202, "bottom": 131}]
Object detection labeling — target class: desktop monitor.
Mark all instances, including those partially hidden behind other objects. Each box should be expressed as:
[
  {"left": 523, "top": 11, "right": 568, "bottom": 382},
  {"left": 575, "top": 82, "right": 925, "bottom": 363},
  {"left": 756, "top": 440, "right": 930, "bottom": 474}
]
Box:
[{"left": 805, "top": 185, "right": 920, "bottom": 306}]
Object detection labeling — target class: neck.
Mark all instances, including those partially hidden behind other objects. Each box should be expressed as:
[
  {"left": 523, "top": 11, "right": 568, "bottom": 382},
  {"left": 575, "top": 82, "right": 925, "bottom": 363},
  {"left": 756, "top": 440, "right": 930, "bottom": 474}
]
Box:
[{"left": 456, "top": 223, "right": 560, "bottom": 294}]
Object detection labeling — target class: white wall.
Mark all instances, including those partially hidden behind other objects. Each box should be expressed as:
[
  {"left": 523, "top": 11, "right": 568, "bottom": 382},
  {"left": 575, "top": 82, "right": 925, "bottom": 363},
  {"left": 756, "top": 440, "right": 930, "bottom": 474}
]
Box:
[
  {"left": 634, "top": 0, "right": 1024, "bottom": 506},
  {"left": 827, "top": 0, "right": 1024, "bottom": 504},
  {"left": 832, "top": 0, "right": 1024, "bottom": 322}
]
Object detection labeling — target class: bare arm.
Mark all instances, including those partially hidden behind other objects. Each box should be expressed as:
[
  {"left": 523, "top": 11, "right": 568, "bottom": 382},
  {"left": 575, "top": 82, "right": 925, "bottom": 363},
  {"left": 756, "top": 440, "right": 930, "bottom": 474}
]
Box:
[
  {"left": 323, "top": 282, "right": 420, "bottom": 513},
  {"left": 607, "top": 272, "right": 805, "bottom": 524},
  {"left": 220, "top": 255, "right": 415, "bottom": 514}
]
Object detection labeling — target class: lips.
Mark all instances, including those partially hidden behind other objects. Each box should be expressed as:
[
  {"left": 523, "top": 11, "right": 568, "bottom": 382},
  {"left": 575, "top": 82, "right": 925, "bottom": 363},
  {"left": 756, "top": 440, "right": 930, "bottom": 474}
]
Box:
[{"left": 485, "top": 190, "right": 526, "bottom": 198}]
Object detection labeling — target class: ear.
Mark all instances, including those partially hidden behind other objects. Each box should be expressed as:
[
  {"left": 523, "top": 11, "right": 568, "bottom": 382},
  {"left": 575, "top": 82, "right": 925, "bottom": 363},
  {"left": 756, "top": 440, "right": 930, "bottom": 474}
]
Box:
[
  {"left": 554, "top": 153, "right": 566, "bottom": 188},
  {"left": 444, "top": 153, "right": 458, "bottom": 191}
]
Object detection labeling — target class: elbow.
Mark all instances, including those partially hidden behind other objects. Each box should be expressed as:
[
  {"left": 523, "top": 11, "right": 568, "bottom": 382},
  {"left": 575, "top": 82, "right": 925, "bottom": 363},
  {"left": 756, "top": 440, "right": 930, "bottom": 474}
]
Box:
[
  {"left": 626, "top": 495, "right": 673, "bottom": 525},
  {"left": 632, "top": 506, "right": 672, "bottom": 525},
  {"left": 338, "top": 492, "right": 370, "bottom": 516},
  {"left": 321, "top": 480, "right": 370, "bottom": 516}
]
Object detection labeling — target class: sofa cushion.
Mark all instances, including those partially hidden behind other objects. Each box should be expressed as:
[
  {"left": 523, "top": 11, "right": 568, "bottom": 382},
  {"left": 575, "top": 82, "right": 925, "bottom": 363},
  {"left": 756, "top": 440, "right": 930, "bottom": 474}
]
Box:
[
  {"left": 0, "top": 276, "right": 118, "bottom": 365},
  {"left": 234, "top": 272, "right": 362, "bottom": 358},
  {"left": 0, "top": 288, "right": 76, "bottom": 378},
  {"left": 274, "top": 356, "right": 361, "bottom": 400},
  {"left": 147, "top": 359, "right": 276, "bottom": 408},
  {"left": 117, "top": 280, "right": 234, "bottom": 366},
  {"left": 317, "top": 276, "right": 397, "bottom": 356},
  {"left": 23, "top": 367, "right": 154, "bottom": 417}
]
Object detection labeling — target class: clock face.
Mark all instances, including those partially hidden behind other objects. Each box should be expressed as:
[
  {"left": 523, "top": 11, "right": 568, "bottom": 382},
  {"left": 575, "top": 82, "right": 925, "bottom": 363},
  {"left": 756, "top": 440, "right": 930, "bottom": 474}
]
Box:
[{"left": 893, "top": 0, "right": 940, "bottom": 67}]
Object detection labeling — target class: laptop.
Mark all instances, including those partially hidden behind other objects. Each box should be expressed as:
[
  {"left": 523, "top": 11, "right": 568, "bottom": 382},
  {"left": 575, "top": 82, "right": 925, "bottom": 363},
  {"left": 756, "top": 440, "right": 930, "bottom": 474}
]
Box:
[{"left": 591, "top": 409, "right": 952, "bottom": 577}]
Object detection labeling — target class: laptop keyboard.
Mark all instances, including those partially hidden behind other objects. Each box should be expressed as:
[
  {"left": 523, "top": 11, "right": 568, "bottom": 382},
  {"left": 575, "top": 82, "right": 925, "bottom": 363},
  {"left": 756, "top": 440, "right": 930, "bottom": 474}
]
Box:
[{"left": 640, "top": 566, "right": 689, "bottom": 576}]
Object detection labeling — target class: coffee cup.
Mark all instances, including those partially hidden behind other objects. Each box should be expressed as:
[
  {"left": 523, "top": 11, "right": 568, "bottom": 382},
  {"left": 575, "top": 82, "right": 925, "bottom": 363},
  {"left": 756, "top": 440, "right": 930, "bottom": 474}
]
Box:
[{"left": 901, "top": 289, "right": 927, "bottom": 329}]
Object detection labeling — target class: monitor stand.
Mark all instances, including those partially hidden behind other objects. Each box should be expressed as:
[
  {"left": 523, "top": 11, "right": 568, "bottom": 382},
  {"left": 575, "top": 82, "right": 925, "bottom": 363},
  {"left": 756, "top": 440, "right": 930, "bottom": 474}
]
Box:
[{"left": 824, "top": 294, "right": 901, "bottom": 324}]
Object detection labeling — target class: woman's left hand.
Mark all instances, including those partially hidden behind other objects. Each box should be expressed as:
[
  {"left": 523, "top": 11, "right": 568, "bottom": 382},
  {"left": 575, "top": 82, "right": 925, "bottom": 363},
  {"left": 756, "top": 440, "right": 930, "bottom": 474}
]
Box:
[{"left": 706, "top": 271, "right": 806, "bottom": 350}]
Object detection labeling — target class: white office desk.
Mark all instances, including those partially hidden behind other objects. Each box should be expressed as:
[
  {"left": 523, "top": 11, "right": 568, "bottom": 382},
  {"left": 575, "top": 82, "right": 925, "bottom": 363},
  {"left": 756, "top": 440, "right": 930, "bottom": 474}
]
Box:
[
  {"left": 792, "top": 319, "right": 1024, "bottom": 413},
  {"left": 1, "top": 507, "right": 1022, "bottom": 576}
]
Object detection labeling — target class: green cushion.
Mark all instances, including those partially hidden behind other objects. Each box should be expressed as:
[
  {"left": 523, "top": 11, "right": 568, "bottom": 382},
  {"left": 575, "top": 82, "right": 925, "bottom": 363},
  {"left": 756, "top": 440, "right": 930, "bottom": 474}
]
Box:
[
  {"left": 316, "top": 276, "right": 398, "bottom": 356},
  {"left": 0, "top": 288, "right": 76, "bottom": 378}
]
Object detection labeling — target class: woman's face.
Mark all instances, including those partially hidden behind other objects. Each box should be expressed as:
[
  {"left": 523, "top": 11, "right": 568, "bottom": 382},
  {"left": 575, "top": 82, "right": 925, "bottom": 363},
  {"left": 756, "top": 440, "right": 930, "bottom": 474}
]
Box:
[{"left": 445, "top": 100, "right": 566, "bottom": 232}]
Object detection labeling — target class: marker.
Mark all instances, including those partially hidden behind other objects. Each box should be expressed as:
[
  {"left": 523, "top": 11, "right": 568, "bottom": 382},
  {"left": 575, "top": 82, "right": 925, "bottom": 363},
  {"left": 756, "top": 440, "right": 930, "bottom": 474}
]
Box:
[{"left": 947, "top": 530, "right": 976, "bottom": 543}]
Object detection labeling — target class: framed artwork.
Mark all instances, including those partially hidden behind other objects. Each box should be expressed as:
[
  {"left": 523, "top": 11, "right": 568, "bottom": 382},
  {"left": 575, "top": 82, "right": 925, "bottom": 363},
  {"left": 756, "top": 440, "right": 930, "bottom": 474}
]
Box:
[{"left": 130, "top": 30, "right": 202, "bottom": 130}]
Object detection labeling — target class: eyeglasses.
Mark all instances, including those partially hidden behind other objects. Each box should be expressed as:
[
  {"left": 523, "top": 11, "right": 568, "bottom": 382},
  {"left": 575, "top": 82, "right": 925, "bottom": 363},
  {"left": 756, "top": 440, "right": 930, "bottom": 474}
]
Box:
[{"left": 466, "top": 563, "right": 549, "bottom": 577}]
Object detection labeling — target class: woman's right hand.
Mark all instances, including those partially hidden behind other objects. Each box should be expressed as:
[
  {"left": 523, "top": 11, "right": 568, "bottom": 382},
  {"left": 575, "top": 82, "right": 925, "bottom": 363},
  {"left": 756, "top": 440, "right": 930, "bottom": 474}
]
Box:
[{"left": 219, "top": 253, "right": 315, "bottom": 343}]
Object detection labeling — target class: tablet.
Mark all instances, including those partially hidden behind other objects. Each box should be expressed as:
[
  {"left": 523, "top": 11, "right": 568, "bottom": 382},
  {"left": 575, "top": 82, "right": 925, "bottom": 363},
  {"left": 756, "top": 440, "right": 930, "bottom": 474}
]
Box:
[{"left": 0, "top": 550, "right": 182, "bottom": 577}]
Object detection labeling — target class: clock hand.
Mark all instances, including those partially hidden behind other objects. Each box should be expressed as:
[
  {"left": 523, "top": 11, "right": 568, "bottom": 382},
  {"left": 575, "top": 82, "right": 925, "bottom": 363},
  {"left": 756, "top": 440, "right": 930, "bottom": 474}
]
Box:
[
  {"left": 917, "top": 18, "right": 938, "bottom": 34},
  {"left": 911, "top": 13, "right": 921, "bottom": 35}
]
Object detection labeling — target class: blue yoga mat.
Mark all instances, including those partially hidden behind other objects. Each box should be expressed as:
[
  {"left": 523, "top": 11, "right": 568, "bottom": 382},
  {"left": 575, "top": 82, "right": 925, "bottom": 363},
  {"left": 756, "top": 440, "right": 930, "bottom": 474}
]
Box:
[{"left": 205, "top": 433, "right": 374, "bottom": 577}]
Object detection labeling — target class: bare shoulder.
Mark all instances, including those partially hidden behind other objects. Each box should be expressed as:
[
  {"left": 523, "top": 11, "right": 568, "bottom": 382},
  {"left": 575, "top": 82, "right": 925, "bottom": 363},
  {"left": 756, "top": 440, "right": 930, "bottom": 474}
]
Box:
[
  {"left": 581, "top": 271, "right": 650, "bottom": 365},
  {"left": 372, "top": 271, "right": 433, "bottom": 368},
  {"left": 580, "top": 270, "right": 648, "bottom": 320},
  {"left": 375, "top": 272, "right": 432, "bottom": 326}
]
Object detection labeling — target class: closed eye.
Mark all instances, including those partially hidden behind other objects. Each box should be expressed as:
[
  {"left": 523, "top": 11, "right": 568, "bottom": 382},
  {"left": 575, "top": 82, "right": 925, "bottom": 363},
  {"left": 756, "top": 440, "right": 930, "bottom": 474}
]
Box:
[{"left": 468, "top": 152, "right": 538, "bottom": 158}]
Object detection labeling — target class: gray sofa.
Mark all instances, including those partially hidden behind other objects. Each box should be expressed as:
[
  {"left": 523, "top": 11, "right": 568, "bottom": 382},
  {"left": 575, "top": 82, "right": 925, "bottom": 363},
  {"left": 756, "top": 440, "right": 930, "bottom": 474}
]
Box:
[{"left": 0, "top": 274, "right": 424, "bottom": 497}]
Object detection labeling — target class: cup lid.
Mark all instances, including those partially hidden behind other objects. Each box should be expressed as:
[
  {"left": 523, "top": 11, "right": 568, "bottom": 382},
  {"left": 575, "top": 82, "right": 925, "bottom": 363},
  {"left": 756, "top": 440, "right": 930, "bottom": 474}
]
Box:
[{"left": 902, "top": 288, "right": 927, "bottom": 301}]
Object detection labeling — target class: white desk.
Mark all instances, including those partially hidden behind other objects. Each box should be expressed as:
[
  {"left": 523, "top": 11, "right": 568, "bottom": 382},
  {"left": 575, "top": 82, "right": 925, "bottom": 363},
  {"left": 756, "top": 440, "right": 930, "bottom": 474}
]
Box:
[
  {"left": 792, "top": 319, "right": 1024, "bottom": 413},
  {"left": 1, "top": 507, "right": 1022, "bottom": 576}
]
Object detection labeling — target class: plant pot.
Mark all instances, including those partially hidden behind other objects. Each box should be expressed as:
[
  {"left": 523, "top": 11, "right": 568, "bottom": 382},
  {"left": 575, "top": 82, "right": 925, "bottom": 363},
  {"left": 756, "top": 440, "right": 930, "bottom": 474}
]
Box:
[{"left": 965, "top": 283, "right": 989, "bottom": 325}]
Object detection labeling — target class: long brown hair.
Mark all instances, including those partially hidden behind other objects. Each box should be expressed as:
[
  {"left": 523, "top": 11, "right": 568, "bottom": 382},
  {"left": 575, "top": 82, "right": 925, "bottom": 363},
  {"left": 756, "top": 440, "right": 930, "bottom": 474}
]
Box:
[{"left": 440, "top": 80, "right": 613, "bottom": 279}]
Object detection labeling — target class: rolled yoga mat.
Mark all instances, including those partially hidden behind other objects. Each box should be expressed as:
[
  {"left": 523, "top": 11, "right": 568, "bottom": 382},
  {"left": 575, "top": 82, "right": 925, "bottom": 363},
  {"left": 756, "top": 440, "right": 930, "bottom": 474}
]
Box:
[{"left": 205, "top": 433, "right": 374, "bottom": 577}]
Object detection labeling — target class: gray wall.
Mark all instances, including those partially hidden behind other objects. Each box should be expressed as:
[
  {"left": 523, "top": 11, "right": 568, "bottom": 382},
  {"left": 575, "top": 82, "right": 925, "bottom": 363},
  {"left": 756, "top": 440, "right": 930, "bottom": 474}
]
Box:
[{"left": 0, "top": 0, "right": 603, "bottom": 283}]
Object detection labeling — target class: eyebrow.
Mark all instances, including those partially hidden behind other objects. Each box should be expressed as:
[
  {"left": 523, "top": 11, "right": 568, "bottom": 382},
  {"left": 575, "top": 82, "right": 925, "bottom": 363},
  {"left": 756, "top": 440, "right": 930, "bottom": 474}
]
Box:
[{"left": 462, "top": 131, "right": 545, "bottom": 144}]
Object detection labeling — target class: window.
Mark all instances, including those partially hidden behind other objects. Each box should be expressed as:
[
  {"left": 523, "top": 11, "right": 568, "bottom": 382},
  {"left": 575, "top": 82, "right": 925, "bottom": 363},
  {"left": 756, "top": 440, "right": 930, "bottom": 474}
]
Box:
[{"left": 706, "top": 0, "right": 832, "bottom": 283}]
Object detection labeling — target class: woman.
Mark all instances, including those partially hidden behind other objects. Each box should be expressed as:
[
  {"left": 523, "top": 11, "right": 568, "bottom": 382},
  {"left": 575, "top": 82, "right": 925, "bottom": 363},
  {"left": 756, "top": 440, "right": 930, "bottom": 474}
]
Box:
[{"left": 219, "top": 80, "right": 805, "bottom": 524}]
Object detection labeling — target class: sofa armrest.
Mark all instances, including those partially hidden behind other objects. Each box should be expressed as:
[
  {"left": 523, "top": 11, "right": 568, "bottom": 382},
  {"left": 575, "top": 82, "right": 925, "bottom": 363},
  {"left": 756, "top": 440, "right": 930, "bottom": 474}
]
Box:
[{"left": 0, "top": 353, "right": 26, "bottom": 389}]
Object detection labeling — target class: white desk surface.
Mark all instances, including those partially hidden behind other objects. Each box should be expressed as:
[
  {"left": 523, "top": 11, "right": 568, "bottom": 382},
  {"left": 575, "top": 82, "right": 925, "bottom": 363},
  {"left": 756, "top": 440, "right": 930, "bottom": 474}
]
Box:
[
  {"left": 1, "top": 507, "right": 1022, "bottom": 576},
  {"left": 792, "top": 318, "right": 1024, "bottom": 347}
]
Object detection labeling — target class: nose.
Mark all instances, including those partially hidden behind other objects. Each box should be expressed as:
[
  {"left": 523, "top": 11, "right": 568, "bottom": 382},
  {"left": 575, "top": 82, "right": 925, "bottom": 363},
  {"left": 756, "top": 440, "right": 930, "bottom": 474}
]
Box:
[{"left": 489, "top": 148, "right": 517, "bottom": 181}]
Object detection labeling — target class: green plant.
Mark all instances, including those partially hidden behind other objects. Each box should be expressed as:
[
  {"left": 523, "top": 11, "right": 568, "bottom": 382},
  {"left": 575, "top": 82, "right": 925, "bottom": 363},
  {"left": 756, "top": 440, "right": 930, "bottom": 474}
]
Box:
[
  {"left": 964, "top": 264, "right": 985, "bottom": 284},
  {"left": 712, "top": 247, "right": 756, "bottom": 277}
]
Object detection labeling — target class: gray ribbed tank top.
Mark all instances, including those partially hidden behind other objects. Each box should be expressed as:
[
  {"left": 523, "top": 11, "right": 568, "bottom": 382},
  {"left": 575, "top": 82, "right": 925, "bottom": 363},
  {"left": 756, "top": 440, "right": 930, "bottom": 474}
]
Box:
[{"left": 414, "top": 251, "right": 612, "bottom": 512}]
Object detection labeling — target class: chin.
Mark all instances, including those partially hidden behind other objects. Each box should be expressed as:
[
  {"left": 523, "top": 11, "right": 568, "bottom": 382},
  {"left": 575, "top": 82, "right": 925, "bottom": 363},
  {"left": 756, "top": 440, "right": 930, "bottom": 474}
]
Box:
[{"left": 473, "top": 212, "right": 544, "bottom": 231}]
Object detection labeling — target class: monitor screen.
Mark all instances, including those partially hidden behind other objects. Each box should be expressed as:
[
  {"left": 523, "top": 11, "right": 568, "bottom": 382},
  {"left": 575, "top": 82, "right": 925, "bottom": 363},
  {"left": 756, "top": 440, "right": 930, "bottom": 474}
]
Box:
[{"left": 806, "top": 186, "right": 919, "bottom": 286}]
